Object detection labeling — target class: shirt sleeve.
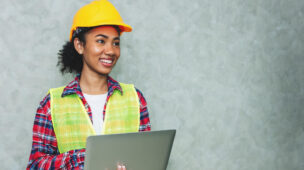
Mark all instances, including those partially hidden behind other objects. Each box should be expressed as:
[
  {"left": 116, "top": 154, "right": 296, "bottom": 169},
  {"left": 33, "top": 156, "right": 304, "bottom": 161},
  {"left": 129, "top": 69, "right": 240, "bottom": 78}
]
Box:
[
  {"left": 135, "top": 88, "right": 151, "bottom": 131},
  {"left": 27, "top": 94, "right": 85, "bottom": 170}
]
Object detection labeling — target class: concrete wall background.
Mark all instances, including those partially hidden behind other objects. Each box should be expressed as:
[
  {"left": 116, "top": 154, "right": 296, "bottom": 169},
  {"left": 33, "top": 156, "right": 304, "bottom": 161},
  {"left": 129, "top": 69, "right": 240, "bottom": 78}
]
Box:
[{"left": 0, "top": 0, "right": 303, "bottom": 169}]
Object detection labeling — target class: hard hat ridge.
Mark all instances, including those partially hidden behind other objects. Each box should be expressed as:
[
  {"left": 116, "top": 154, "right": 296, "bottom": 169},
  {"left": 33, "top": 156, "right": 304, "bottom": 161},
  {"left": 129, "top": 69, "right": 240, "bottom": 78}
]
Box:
[{"left": 69, "top": 0, "right": 132, "bottom": 41}]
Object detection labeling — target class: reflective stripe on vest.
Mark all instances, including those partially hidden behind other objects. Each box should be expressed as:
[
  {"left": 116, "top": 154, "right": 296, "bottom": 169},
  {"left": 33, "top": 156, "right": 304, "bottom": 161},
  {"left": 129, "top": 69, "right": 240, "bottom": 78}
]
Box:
[{"left": 50, "top": 83, "right": 140, "bottom": 153}]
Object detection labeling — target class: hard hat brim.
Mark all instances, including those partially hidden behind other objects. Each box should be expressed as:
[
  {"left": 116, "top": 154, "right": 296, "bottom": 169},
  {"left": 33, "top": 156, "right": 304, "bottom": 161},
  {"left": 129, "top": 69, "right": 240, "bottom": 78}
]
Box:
[{"left": 69, "top": 22, "right": 132, "bottom": 41}]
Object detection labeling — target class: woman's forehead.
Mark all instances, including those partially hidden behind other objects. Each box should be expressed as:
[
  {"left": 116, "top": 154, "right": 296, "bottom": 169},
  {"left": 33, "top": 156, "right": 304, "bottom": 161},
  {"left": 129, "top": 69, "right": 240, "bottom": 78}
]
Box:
[{"left": 86, "top": 26, "right": 120, "bottom": 38}]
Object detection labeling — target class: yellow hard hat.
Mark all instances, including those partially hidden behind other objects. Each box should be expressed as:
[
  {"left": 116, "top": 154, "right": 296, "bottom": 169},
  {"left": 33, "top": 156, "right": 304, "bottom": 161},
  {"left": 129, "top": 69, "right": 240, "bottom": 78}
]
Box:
[{"left": 69, "top": 0, "right": 132, "bottom": 41}]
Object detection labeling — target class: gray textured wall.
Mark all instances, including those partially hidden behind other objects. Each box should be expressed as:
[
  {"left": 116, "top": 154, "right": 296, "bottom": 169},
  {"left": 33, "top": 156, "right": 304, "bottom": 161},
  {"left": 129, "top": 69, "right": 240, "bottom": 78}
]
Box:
[{"left": 0, "top": 0, "right": 303, "bottom": 169}]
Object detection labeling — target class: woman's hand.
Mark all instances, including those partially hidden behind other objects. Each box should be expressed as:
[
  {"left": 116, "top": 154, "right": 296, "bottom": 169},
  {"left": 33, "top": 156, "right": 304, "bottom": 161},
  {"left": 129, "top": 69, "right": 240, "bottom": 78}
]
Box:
[{"left": 117, "top": 163, "right": 126, "bottom": 170}]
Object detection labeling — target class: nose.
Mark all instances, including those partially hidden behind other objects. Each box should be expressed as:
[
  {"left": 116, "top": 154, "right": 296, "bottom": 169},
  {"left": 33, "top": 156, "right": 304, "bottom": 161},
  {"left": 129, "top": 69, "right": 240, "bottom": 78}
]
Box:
[{"left": 104, "top": 43, "right": 114, "bottom": 56}]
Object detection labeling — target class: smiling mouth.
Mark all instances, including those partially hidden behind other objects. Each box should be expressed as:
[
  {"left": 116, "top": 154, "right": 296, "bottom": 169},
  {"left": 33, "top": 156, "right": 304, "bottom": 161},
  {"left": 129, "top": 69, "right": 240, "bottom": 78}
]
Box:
[{"left": 99, "top": 58, "right": 113, "bottom": 64}]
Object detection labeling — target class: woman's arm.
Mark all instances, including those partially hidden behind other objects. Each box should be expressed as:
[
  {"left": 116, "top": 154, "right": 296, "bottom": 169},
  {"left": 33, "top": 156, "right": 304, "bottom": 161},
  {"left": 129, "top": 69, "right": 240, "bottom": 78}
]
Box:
[
  {"left": 136, "top": 88, "right": 151, "bottom": 132},
  {"left": 27, "top": 94, "right": 85, "bottom": 170}
]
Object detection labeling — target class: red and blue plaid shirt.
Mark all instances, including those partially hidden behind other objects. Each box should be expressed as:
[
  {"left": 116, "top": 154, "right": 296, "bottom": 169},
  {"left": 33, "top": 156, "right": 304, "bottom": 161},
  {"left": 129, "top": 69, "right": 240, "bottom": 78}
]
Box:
[{"left": 27, "top": 75, "right": 151, "bottom": 170}]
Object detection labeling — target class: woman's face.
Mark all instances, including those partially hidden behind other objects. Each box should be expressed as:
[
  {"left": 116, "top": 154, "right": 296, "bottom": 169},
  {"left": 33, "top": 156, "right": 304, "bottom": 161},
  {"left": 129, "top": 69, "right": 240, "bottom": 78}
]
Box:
[{"left": 75, "top": 26, "right": 120, "bottom": 76}]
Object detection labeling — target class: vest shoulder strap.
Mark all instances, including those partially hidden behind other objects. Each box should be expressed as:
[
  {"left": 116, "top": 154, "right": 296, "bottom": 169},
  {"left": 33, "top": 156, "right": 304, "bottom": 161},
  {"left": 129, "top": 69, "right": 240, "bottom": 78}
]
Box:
[{"left": 102, "top": 82, "right": 140, "bottom": 134}]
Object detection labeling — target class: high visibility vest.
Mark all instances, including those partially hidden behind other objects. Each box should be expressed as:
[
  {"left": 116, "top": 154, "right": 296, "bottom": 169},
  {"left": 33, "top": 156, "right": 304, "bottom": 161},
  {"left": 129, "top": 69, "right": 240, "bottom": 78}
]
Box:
[{"left": 49, "top": 83, "right": 140, "bottom": 153}]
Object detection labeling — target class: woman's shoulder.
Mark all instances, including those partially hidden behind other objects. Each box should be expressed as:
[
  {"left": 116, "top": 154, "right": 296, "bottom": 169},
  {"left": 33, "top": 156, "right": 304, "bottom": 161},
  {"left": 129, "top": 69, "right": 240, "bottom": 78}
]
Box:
[
  {"left": 35, "top": 92, "right": 51, "bottom": 117},
  {"left": 36, "top": 85, "right": 67, "bottom": 116},
  {"left": 134, "top": 87, "right": 148, "bottom": 108}
]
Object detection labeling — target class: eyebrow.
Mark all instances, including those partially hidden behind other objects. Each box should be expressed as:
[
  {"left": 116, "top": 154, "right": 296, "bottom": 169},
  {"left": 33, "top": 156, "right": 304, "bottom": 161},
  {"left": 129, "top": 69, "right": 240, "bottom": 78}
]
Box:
[{"left": 96, "top": 34, "right": 120, "bottom": 40}]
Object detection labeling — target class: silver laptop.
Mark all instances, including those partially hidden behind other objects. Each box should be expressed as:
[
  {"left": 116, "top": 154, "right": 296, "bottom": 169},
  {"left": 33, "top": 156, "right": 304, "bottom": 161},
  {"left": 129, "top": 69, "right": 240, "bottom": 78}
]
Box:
[{"left": 84, "top": 129, "right": 176, "bottom": 170}]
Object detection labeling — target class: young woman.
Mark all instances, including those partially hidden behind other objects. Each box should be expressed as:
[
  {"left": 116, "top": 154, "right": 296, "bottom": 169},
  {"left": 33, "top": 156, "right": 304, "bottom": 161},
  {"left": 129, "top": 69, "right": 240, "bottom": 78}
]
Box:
[{"left": 27, "top": 0, "right": 151, "bottom": 169}]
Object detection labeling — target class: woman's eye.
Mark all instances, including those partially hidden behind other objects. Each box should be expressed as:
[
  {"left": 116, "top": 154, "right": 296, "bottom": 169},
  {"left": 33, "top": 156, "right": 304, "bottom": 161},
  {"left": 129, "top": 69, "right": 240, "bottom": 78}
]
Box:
[
  {"left": 113, "top": 42, "right": 120, "bottom": 46},
  {"left": 97, "top": 40, "right": 105, "bottom": 44}
]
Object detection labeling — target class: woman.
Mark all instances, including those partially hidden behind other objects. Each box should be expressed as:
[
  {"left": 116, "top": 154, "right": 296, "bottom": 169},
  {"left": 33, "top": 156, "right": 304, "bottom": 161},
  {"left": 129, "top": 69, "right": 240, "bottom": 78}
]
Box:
[{"left": 27, "top": 0, "right": 151, "bottom": 169}]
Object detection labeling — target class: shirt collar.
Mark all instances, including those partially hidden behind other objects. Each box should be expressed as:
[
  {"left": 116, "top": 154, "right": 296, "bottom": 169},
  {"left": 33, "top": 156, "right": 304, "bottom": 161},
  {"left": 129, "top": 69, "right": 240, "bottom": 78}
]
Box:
[{"left": 61, "top": 74, "right": 123, "bottom": 97}]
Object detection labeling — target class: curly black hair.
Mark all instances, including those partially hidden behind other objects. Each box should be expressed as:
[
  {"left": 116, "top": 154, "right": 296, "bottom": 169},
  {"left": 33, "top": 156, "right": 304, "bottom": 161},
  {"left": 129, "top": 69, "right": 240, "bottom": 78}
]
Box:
[{"left": 57, "top": 25, "right": 121, "bottom": 74}]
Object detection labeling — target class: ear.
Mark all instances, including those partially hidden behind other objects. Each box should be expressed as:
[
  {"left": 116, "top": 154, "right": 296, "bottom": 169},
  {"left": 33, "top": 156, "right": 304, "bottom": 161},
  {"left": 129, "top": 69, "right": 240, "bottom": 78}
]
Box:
[{"left": 73, "top": 38, "right": 84, "bottom": 55}]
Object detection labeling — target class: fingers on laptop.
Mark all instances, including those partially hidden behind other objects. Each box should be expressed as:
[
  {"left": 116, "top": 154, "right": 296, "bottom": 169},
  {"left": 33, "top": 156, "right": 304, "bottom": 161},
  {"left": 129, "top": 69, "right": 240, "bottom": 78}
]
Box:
[{"left": 117, "top": 162, "right": 126, "bottom": 170}]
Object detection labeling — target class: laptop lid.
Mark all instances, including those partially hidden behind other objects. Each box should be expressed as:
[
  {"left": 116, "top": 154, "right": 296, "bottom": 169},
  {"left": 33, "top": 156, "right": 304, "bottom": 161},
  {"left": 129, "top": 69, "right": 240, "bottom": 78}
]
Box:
[{"left": 84, "top": 129, "right": 176, "bottom": 170}]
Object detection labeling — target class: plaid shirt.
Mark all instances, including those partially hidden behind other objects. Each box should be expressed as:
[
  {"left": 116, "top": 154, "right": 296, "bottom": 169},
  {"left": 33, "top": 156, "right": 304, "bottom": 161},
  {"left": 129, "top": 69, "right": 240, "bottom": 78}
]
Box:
[{"left": 27, "top": 75, "right": 151, "bottom": 170}]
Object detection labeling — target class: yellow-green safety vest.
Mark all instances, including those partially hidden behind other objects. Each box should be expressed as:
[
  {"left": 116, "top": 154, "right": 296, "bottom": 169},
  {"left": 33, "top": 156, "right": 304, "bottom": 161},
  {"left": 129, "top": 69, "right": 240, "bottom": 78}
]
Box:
[{"left": 49, "top": 83, "right": 140, "bottom": 153}]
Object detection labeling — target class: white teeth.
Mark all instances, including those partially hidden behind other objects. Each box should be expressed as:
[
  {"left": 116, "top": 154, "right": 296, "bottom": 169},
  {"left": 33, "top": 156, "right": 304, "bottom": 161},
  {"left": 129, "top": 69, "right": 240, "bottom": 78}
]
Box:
[{"left": 100, "top": 59, "right": 113, "bottom": 64}]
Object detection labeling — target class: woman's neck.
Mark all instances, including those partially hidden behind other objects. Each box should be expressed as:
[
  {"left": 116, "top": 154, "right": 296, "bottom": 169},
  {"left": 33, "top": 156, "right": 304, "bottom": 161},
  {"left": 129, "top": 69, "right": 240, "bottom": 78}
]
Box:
[{"left": 79, "top": 70, "right": 108, "bottom": 95}]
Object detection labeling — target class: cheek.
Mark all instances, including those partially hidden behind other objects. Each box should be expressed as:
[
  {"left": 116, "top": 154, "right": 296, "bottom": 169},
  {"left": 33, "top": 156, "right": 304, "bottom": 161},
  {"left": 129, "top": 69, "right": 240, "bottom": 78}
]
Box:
[
  {"left": 91, "top": 45, "right": 104, "bottom": 54},
  {"left": 83, "top": 47, "right": 102, "bottom": 60},
  {"left": 115, "top": 48, "right": 121, "bottom": 57}
]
